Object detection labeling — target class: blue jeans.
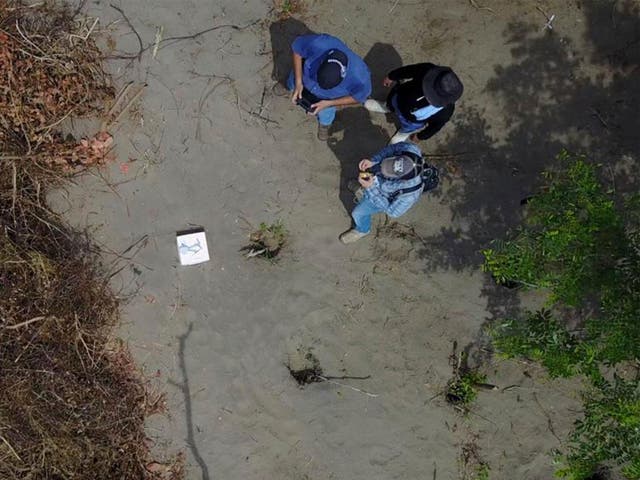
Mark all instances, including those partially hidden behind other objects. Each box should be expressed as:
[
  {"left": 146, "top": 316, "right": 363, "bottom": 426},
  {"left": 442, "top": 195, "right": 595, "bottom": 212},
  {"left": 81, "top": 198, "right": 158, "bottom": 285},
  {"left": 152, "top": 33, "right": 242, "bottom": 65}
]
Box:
[
  {"left": 352, "top": 197, "right": 384, "bottom": 233},
  {"left": 390, "top": 94, "right": 426, "bottom": 133},
  {"left": 287, "top": 71, "right": 336, "bottom": 126}
]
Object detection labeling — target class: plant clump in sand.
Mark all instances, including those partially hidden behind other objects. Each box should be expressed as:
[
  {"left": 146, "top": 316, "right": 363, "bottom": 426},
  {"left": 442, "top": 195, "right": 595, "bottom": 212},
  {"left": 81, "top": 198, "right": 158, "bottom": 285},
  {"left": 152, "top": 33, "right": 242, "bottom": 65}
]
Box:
[
  {"left": 445, "top": 341, "right": 495, "bottom": 410},
  {"left": 286, "top": 347, "right": 324, "bottom": 386},
  {"left": 274, "top": 0, "right": 304, "bottom": 18},
  {"left": 0, "top": 2, "right": 182, "bottom": 478},
  {"left": 243, "top": 221, "right": 288, "bottom": 259},
  {"left": 446, "top": 370, "right": 488, "bottom": 407}
]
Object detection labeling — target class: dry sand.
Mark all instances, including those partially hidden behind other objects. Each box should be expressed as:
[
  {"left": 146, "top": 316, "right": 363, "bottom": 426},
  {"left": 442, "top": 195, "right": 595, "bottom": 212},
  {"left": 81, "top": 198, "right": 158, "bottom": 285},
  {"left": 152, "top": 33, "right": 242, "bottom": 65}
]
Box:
[{"left": 51, "top": 0, "right": 639, "bottom": 478}]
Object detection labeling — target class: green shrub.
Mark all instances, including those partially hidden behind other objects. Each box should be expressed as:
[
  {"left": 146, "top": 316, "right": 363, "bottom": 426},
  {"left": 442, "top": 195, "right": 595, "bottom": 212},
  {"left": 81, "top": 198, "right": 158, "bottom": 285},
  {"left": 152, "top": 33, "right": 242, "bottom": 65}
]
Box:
[
  {"left": 490, "top": 309, "right": 582, "bottom": 378},
  {"left": 482, "top": 154, "right": 640, "bottom": 478},
  {"left": 476, "top": 463, "right": 490, "bottom": 480},
  {"left": 556, "top": 376, "right": 640, "bottom": 480},
  {"left": 483, "top": 152, "right": 624, "bottom": 306}
]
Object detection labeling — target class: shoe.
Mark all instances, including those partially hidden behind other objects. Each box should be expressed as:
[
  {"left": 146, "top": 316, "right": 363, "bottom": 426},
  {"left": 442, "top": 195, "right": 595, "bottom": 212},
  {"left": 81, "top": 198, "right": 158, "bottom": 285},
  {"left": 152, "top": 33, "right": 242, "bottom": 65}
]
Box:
[
  {"left": 365, "top": 99, "right": 390, "bottom": 113},
  {"left": 390, "top": 130, "right": 413, "bottom": 144},
  {"left": 317, "top": 124, "right": 330, "bottom": 141},
  {"left": 339, "top": 229, "right": 369, "bottom": 244},
  {"left": 272, "top": 82, "right": 290, "bottom": 97},
  {"left": 347, "top": 179, "right": 361, "bottom": 193}
]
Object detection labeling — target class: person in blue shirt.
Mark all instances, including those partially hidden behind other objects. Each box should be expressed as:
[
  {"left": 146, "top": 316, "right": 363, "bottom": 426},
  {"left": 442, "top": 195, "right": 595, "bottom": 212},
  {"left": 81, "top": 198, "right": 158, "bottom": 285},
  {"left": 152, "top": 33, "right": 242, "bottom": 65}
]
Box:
[
  {"left": 283, "top": 34, "right": 372, "bottom": 141},
  {"left": 340, "top": 142, "right": 425, "bottom": 244}
]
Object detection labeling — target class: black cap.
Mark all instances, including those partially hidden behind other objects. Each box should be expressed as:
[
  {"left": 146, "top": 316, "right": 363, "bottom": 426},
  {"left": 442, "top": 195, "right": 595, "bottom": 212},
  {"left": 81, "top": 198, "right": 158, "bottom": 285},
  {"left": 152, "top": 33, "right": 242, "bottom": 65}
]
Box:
[
  {"left": 421, "top": 66, "right": 463, "bottom": 107},
  {"left": 317, "top": 50, "right": 349, "bottom": 89}
]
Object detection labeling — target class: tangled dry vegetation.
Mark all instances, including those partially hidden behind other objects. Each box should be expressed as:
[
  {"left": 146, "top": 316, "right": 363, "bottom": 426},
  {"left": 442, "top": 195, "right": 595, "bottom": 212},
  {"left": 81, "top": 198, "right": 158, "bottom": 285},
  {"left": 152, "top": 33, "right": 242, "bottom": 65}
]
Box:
[{"left": 0, "top": 2, "right": 182, "bottom": 478}]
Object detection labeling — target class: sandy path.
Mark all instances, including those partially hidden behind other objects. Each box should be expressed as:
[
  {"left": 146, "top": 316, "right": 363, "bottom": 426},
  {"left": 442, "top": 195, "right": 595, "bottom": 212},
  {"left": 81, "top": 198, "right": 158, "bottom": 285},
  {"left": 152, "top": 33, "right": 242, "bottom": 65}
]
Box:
[{"left": 51, "top": 0, "right": 639, "bottom": 478}]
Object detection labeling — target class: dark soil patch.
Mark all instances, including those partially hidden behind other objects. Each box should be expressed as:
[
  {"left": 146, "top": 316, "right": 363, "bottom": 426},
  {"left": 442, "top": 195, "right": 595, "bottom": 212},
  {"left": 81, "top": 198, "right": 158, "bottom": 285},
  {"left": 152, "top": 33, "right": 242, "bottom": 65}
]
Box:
[{"left": 286, "top": 348, "right": 323, "bottom": 386}]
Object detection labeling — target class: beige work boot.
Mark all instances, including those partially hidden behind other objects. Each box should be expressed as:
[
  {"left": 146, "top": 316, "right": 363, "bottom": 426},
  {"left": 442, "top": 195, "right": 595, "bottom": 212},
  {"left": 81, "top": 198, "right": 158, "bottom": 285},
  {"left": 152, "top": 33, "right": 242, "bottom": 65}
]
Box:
[
  {"left": 339, "top": 229, "right": 369, "bottom": 244},
  {"left": 317, "top": 124, "right": 330, "bottom": 141},
  {"left": 365, "top": 99, "right": 390, "bottom": 113},
  {"left": 390, "top": 130, "right": 413, "bottom": 144}
]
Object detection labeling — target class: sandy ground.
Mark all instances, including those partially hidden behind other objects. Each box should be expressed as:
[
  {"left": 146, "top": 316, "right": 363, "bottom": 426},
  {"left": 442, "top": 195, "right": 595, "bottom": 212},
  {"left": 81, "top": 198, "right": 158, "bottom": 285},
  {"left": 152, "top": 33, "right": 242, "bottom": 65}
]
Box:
[{"left": 51, "top": 0, "right": 639, "bottom": 478}]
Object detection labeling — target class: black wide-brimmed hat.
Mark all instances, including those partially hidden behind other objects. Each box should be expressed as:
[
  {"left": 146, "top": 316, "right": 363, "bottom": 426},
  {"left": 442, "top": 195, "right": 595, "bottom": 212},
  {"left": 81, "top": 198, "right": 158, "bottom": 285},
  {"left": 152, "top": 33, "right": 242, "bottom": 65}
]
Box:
[{"left": 422, "top": 66, "right": 463, "bottom": 107}]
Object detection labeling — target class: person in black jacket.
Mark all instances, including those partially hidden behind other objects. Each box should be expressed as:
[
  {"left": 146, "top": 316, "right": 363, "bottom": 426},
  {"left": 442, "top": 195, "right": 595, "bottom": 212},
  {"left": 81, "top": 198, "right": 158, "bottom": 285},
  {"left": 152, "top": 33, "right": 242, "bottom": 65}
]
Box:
[{"left": 365, "top": 63, "right": 463, "bottom": 144}]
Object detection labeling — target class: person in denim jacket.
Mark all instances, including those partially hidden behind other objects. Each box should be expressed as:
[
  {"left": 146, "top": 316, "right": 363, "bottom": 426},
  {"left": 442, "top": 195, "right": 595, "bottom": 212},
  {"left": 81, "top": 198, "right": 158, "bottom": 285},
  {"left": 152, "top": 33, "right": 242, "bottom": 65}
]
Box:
[{"left": 340, "top": 142, "right": 425, "bottom": 244}]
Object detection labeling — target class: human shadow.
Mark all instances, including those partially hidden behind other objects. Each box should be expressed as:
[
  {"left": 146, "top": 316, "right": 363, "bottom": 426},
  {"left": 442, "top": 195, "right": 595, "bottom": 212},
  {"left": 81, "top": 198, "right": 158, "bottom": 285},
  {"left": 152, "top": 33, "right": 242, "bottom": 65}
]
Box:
[
  {"left": 269, "top": 17, "right": 314, "bottom": 86},
  {"left": 169, "top": 324, "right": 210, "bottom": 480},
  {"left": 327, "top": 43, "right": 402, "bottom": 218}
]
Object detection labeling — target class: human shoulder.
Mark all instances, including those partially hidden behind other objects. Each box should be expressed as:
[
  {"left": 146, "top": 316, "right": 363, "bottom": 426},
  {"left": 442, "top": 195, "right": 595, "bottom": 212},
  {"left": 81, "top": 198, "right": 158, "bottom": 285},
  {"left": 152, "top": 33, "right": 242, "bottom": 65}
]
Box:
[
  {"left": 292, "top": 33, "right": 335, "bottom": 56},
  {"left": 396, "top": 141, "right": 423, "bottom": 157}
]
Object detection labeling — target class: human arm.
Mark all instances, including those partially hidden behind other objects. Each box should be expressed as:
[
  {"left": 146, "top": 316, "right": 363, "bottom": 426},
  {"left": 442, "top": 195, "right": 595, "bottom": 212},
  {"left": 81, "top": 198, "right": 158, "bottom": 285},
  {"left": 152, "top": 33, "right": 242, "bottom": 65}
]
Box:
[
  {"left": 291, "top": 34, "right": 325, "bottom": 103},
  {"left": 291, "top": 52, "right": 304, "bottom": 103},
  {"left": 416, "top": 104, "right": 454, "bottom": 141},
  {"left": 310, "top": 95, "right": 359, "bottom": 114}
]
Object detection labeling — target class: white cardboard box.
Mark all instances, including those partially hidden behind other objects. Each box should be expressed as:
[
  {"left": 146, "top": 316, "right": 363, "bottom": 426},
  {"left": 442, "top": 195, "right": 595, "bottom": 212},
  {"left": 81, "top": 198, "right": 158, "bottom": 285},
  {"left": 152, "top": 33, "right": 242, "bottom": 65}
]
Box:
[{"left": 176, "top": 229, "right": 210, "bottom": 266}]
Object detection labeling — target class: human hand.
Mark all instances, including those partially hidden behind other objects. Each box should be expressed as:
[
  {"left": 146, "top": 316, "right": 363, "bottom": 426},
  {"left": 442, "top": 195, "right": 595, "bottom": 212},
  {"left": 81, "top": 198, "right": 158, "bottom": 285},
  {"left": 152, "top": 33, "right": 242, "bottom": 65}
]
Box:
[
  {"left": 291, "top": 83, "right": 303, "bottom": 104},
  {"left": 382, "top": 76, "right": 394, "bottom": 87},
  {"left": 358, "top": 175, "right": 375, "bottom": 189},
  {"left": 359, "top": 159, "right": 374, "bottom": 171},
  {"left": 310, "top": 100, "right": 333, "bottom": 115}
]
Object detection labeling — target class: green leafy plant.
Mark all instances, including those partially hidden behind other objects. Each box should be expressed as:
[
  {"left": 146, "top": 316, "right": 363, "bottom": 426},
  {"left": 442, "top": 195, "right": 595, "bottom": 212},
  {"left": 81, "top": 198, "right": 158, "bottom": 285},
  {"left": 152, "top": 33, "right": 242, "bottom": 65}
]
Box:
[
  {"left": 483, "top": 152, "right": 624, "bottom": 306},
  {"left": 483, "top": 154, "right": 640, "bottom": 478},
  {"left": 476, "top": 463, "right": 490, "bottom": 480},
  {"left": 446, "top": 370, "right": 487, "bottom": 406},
  {"left": 556, "top": 376, "right": 640, "bottom": 480},
  {"left": 489, "top": 309, "right": 583, "bottom": 378}
]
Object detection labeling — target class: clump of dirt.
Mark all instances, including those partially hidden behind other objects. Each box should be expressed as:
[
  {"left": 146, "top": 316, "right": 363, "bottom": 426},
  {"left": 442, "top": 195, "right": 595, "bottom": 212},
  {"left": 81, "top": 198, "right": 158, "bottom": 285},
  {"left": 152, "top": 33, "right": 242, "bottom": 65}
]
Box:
[
  {"left": 286, "top": 347, "right": 323, "bottom": 386},
  {"left": 243, "top": 221, "right": 288, "bottom": 259}
]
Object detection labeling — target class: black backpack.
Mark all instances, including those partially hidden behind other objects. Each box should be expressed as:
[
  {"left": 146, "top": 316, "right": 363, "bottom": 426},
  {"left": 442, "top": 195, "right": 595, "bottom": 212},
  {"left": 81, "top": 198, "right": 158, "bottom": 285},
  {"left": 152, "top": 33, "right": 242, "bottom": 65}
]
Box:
[{"left": 388, "top": 151, "right": 440, "bottom": 201}]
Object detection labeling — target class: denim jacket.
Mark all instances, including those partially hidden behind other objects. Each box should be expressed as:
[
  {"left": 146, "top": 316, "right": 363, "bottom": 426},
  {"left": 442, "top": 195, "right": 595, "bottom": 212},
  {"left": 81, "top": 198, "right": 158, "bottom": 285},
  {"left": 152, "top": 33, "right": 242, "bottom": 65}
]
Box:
[{"left": 364, "top": 142, "right": 424, "bottom": 218}]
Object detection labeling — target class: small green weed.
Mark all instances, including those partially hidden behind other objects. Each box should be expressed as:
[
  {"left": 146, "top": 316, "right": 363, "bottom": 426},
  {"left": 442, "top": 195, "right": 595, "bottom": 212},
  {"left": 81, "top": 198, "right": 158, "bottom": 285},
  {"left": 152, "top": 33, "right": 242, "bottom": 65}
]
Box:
[
  {"left": 275, "top": 0, "right": 302, "bottom": 17},
  {"left": 446, "top": 370, "right": 487, "bottom": 407},
  {"left": 459, "top": 440, "right": 490, "bottom": 480},
  {"left": 476, "top": 463, "right": 490, "bottom": 480}
]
